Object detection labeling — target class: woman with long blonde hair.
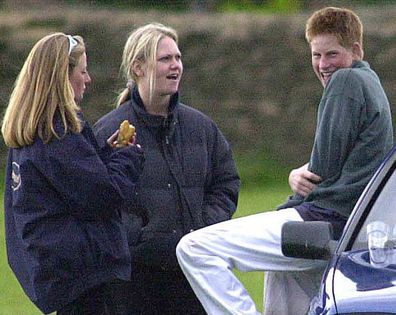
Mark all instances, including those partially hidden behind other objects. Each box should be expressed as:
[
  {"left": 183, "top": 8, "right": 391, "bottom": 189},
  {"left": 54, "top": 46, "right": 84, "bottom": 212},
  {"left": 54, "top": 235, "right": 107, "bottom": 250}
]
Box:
[
  {"left": 2, "top": 32, "right": 144, "bottom": 314},
  {"left": 94, "top": 23, "right": 240, "bottom": 314}
]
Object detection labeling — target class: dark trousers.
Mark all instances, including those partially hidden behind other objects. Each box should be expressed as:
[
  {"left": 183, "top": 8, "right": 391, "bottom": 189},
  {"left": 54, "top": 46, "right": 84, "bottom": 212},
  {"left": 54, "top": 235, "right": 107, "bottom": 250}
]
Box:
[
  {"left": 106, "top": 267, "right": 206, "bottom": 315},
  {"left": 57, "top": 283, "right": 110, "bottom": 315}
]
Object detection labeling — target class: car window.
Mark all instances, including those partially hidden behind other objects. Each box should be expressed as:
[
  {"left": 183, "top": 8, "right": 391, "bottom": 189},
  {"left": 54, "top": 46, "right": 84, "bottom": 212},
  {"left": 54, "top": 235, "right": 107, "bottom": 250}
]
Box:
[{"left": 352, "top": 167, "right": 396, "bottom": 252}]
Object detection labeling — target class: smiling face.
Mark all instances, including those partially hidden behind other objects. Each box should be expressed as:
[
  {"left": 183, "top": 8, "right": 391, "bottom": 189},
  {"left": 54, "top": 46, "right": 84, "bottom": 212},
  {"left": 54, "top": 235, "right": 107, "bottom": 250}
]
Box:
[
  {"left": 69, "top": 52, "right": 91, "bottom": 103},
  {"left": 311, "top": 34, "right": 358, "bottom": 87}
]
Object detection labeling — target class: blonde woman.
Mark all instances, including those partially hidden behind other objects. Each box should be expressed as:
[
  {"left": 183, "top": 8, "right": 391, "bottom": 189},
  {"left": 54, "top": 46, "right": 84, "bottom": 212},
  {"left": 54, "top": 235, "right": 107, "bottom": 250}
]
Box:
[
  {"left": 94, "top": 23, "right": 240, "bottom": 314},
  {"left": 2, "top": 33, "right": 144, "bottom": 314}
]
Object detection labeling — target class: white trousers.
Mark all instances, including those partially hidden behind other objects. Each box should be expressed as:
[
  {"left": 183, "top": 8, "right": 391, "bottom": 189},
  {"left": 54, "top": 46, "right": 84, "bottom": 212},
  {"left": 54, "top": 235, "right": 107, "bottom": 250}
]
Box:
[{"left": 176, "top": 208, "right": 327, "bottom": 315}]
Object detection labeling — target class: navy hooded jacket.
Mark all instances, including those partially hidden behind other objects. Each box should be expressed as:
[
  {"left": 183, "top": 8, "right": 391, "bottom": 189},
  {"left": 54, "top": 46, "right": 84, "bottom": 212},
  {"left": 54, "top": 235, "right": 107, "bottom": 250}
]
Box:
[{"left": 4, "top": 115, "right": 144, "bottom": 314}]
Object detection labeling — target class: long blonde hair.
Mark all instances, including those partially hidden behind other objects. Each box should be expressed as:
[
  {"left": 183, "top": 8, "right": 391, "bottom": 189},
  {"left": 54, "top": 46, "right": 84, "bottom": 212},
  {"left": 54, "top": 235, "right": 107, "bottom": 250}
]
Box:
[
  {"left": 117, "top": 23, "right": 178, "bottom": 107},
  {"left": 1, "top": 32, "right": 85, "bottom": 148}
]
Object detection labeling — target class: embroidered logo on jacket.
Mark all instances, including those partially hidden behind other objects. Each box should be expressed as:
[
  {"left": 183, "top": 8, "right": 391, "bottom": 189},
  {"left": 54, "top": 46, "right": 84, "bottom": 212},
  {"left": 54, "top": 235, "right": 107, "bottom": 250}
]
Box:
[{"left": 12, "top": 162, "right": 21, "bottom": 191}]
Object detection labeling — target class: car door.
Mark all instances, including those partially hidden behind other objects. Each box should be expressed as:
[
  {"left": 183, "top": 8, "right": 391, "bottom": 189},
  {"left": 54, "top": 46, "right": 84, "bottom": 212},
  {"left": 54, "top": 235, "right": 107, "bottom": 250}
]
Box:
[{"left": 331, "top": 146, "right": 396, "bottom": 314}]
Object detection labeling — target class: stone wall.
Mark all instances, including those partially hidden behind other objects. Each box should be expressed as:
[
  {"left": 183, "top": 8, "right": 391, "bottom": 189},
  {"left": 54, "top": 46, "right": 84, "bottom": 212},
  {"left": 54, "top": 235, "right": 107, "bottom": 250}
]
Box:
[{"left": 1, "top": 4, "right": 395, "bottom": 167}]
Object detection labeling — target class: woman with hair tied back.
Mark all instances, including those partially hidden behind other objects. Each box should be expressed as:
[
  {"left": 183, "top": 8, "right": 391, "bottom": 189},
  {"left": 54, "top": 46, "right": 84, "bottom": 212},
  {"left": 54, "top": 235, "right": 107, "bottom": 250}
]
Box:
[
  {"left": 94, "top": 22, "right": 240, "bottom": 314},
  {"left": 2, "top": 33, "right": 144, "bottom": 314}
]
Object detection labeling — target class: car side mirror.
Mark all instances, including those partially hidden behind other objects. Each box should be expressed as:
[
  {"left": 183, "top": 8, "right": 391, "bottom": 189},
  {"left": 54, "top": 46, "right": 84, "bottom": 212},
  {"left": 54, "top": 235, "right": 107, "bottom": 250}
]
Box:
[{"left": 281, "top": 221, "right": 338, "bottom": 260}]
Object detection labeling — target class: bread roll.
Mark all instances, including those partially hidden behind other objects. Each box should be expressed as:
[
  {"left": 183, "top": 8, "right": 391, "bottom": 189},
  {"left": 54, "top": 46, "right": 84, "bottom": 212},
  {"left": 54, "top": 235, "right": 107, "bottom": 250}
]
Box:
[{"left": 116, "top": 120, "right": 135, "bottom": 147}]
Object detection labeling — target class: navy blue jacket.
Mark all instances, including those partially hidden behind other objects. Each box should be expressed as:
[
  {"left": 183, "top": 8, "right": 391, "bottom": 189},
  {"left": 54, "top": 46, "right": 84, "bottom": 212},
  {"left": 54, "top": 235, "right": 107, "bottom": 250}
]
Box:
[
  {"left": 94, "top": 90, "right": 240, "bottom": 270},
  {"left": 4, "top": 115, "right": 144, "bottom": 314}
]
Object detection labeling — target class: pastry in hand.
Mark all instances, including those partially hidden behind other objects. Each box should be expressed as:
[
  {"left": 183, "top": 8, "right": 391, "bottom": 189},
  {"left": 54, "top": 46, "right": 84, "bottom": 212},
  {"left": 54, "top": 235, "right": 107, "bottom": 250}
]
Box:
[{"left": 116, "top": 120, "right": 135, "bottom": 147}]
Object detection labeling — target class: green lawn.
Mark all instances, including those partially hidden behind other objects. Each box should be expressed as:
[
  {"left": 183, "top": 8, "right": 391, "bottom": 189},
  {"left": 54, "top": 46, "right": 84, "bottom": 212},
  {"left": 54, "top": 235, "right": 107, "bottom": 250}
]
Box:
[
  {"left": 0, "top": 184, "right": 290, "bottom": 314},
  {"left": 233, "top": 185, "right": 291, "bottom": 313}
]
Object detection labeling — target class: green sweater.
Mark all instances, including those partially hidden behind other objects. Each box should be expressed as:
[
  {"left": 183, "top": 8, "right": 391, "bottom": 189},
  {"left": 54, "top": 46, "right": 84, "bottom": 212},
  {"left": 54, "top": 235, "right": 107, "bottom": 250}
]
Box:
[{"left": 282, "top": 61, "right": 393, "bottom": 218}]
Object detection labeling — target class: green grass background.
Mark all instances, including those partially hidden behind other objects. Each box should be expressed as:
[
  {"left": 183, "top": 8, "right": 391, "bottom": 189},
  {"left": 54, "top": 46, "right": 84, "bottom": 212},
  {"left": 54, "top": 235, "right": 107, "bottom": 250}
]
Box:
[{"left": 0, "top": 175, "right": 291, "bottom": 314}]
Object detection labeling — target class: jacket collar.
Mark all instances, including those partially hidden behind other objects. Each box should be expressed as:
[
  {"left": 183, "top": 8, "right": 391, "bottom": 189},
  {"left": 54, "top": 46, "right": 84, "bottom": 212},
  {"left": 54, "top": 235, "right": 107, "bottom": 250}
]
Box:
[
  {"left": 352, "top": 60, "right": 369, "bottom": 69},
  {"left": 130, "top": 87, "right": 179, "bottom": 134}
]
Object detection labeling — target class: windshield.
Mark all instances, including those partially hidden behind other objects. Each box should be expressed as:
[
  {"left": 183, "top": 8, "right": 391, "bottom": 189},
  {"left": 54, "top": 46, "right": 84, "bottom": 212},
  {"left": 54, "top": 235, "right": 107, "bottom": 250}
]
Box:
[{"left": 352, "top": 165, "right": 396, "bottom": 253}]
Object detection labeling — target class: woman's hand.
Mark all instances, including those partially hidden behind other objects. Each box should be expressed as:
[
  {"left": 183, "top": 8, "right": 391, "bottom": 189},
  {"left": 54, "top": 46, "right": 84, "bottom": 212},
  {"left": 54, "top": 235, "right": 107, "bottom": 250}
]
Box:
[
  {"left": 106, "top": 130, "right": 119, "bottom": 148},
  {"left": 289, "top": 163, "right": 322, "bottom": 197},
  {"left": 106, "top": 130, "right": 140, "bottom": 149}
]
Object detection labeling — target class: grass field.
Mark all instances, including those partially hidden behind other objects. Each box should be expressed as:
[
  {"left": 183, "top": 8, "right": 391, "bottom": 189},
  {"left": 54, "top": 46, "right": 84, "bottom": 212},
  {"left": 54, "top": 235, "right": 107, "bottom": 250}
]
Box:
[{"left": 0, "top": 183, "right": 290, "bottom": 314}]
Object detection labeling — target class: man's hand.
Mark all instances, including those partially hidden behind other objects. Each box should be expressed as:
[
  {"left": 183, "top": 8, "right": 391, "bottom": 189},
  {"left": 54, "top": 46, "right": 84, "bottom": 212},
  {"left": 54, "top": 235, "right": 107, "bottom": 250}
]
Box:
[{"left": 289, "top": 163, "right": 322, "bottom": 197}]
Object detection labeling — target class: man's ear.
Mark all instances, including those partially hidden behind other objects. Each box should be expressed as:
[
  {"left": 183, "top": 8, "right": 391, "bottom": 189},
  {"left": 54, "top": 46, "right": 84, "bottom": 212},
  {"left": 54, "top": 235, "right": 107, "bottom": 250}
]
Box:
[{"left": 352, "top": 42, "right": 364, "bottom": 60}]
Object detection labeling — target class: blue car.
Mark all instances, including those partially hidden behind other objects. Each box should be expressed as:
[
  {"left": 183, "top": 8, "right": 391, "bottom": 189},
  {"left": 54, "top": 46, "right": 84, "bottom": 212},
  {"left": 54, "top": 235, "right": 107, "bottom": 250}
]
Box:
[{"left": 282, "top": 146, "right": 396, "bottom": 314}]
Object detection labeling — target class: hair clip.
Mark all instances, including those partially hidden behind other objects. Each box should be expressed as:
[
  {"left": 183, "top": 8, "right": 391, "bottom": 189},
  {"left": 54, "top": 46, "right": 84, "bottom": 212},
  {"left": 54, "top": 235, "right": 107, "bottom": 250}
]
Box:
[{"left": 67, "top": 35, "right": 78, "bottom": 55}]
